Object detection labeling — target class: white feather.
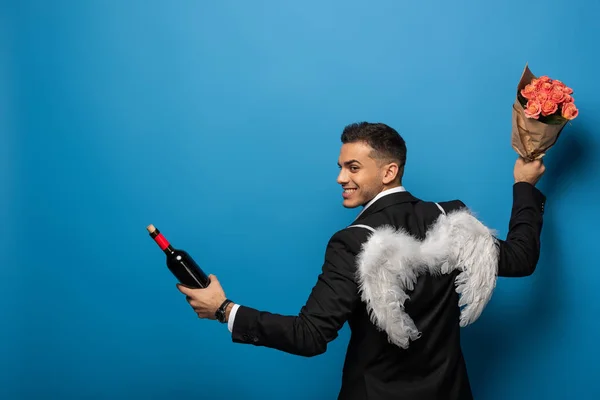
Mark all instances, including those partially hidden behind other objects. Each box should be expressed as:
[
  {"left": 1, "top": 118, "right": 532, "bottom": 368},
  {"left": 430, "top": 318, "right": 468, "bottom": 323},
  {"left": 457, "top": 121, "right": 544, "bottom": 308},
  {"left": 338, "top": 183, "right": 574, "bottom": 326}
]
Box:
[{"left": 354, "top": 209, "right": 499, "bottom": 349}]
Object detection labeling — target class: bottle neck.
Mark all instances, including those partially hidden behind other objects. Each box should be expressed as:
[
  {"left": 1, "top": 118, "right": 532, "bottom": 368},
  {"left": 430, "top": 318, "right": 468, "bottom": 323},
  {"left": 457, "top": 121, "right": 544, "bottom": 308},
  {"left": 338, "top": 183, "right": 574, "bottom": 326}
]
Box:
[
  {"left": 164, "top": 246, "right": 175, "bottom": 255},
  {"left": 153, "top": 232, "right": 174, "bottom": 254}
]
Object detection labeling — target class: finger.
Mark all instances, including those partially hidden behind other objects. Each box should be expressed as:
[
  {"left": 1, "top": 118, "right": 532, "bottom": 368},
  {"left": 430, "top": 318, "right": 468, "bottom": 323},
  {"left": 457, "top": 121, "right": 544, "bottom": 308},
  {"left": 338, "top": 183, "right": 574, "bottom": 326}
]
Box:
[
  {"left": 197, "top": 311, "right": 215, "bottom": 320},
  {"left": 208, "top": 274, "right": 219, "bottom": 286},
  {"left": 176, "top": 284, "right": 194, "bottom": 295}
]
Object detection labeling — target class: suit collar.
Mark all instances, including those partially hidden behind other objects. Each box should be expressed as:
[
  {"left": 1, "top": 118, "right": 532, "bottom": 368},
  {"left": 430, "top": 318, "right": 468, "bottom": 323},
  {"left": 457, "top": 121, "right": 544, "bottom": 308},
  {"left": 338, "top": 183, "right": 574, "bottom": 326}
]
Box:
[
  {"left": 353, "top": 188, "right": 418, "bottom": 223},
  {"left": 357, "top": 186, "right": 407, "bottom": 217}
]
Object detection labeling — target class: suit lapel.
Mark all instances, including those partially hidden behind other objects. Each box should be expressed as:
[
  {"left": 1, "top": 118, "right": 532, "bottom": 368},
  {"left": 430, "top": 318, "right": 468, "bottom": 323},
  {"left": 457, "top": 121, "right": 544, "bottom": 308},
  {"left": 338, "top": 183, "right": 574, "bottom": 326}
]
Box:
[{"left": 353, "top": 191, "right": 419, "bottom": 223}]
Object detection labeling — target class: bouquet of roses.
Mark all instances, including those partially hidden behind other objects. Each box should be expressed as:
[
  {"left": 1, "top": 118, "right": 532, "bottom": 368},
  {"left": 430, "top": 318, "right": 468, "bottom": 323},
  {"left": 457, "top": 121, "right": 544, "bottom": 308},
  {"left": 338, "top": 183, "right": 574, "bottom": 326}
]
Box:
[{"left": 511, "top": 63, "right": 579, "bottom": 161}]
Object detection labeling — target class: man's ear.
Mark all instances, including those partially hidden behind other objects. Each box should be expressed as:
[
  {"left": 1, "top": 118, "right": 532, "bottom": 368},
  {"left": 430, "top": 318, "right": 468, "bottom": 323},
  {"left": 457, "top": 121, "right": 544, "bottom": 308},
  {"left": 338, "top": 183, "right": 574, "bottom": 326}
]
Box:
[{"left": 382, "top": 162, "right": 400, "bottom": 185}]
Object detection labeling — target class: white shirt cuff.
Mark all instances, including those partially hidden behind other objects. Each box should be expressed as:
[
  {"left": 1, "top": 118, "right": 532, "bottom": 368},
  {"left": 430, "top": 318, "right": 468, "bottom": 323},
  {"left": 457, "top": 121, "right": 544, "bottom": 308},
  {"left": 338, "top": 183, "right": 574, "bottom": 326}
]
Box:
[{"left": 227, "top": 303, "right": 240, "bottom": 333}]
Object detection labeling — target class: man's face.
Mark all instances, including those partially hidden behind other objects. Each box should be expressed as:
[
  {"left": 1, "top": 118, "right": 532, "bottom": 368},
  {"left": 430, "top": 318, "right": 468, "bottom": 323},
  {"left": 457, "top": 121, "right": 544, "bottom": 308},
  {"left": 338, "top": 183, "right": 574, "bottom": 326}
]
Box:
[{"left": 337, "top": 141, "right": 390, "bottom": 208}]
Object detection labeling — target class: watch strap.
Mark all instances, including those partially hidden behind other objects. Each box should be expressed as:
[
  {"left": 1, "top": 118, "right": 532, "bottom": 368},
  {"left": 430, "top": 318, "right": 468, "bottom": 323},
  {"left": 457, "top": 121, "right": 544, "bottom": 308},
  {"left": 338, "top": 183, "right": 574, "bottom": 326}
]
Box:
[{"left": 216, "top": 299, "right": 233, "bottom": 323}]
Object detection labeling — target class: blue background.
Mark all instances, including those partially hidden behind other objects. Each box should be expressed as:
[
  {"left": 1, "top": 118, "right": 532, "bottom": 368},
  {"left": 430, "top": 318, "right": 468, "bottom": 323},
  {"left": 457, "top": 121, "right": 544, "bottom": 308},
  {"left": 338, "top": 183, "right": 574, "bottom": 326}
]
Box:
[{"left": 2, "top": 1, "right": 599, "bottom": 399}]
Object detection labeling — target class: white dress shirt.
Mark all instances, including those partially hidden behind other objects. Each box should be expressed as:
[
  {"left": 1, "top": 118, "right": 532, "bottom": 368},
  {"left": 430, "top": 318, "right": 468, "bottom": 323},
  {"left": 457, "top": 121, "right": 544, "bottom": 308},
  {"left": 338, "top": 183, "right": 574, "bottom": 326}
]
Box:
[{"left": 226, "top": 186, "right": 407, "bottom": 333}]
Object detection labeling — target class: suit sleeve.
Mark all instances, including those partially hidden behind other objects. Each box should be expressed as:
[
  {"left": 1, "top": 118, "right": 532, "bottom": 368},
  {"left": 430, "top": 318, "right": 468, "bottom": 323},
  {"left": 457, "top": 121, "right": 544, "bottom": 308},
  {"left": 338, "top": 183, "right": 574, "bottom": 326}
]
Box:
[
  {"left": 494, "top": 182, "right": 546, "bottom": 277},
  {"left": 229, "top": 230, "right": 363, "bottom": 357},
  {"left": 448, "top": 182, "right": 546, "bottom": 278}
]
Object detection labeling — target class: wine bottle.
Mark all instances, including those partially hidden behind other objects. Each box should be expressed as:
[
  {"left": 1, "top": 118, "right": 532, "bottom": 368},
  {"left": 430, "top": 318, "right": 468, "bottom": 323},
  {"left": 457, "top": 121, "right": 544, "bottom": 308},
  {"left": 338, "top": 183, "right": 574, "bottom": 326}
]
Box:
[{"left": 147, "top": 224, "right": 210, "bottom": 289}]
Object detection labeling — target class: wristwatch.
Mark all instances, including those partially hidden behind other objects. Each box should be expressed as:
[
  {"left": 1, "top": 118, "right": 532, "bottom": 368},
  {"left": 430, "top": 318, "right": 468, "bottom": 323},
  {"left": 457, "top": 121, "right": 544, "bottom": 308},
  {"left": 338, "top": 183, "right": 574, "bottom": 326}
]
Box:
[{"left": 215, "top": 299, "right": 233, "bottom": 323}]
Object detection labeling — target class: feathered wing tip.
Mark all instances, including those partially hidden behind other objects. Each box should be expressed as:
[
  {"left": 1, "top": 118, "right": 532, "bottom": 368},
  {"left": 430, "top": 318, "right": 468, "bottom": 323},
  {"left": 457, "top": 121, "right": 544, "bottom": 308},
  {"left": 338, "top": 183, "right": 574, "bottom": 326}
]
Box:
[{"left": 354, "top": 209, "right": 499, "bottom": 349}]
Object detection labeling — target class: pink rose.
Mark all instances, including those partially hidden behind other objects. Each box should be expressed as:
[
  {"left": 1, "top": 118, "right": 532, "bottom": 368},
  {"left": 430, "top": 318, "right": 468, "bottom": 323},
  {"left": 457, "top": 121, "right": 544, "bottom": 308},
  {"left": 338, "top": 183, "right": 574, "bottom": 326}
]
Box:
[
  {"left": 541, "top": 100, "right": 558, "bottom": 116},
  {"left": 539, "top": 82, "right": 554, "bottom": 93},
  {"left": 536, "top": 76, "right": 551, "bottom": 87},
  {"left": 561, "top": 102, "right": 579, "bottom": 120},
  {"left": 520, "top": 83, "right": 537, "bottom": 100},
  {"left": 550, "top": 87, "right": 566, "bottom": 103},
  {"left": 536, "top": 92, "right": 549, "bottom": 103},
  {"left": 524, "top": 100, "right": 542, "bottom": 119}
]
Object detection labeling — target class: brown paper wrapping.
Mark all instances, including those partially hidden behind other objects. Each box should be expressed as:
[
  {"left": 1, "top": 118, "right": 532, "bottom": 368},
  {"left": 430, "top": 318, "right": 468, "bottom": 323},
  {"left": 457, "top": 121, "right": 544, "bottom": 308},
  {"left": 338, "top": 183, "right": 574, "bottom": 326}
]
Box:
[{"left": 511, "top": 64, "right": 567, "bottom": 161}]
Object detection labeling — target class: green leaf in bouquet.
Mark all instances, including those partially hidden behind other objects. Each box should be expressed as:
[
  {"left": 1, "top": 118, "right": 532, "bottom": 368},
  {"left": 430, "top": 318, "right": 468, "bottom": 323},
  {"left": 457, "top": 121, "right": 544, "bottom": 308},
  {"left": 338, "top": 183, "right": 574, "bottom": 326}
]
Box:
[{"left": 539, "top": 113, "right": 567, "bottom": 125}]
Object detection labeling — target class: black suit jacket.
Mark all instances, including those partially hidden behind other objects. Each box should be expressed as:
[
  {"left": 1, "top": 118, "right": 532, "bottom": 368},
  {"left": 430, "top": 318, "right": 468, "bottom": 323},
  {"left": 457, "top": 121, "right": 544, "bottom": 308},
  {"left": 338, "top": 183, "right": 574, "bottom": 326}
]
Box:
[{"left": 231, "top": 182, "right": 546, "bottom": 399}]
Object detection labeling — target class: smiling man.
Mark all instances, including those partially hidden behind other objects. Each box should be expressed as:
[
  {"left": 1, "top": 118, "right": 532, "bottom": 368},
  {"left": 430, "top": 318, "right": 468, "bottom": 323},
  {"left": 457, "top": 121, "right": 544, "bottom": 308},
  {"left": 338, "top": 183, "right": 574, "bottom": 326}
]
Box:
[
  {"left": 177, "top": 122, "right": 547, "bottom": 400},
  {"left": 338, "top": 129, "right": 405, "bottom": 210}
]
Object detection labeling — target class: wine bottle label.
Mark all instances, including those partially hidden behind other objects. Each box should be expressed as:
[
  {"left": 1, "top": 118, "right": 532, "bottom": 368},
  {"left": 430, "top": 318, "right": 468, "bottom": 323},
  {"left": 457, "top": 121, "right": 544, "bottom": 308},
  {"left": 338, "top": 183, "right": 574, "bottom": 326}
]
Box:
[{"left": 154, "top": 233, "right": 169, "bottom": 250}]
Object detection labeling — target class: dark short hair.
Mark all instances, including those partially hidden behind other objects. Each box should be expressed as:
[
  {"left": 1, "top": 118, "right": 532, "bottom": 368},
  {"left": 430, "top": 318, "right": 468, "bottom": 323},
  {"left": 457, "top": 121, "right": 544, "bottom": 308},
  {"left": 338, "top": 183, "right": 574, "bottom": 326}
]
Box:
[{"left": 341, "top": 122, "right": 407, "bottom": 171}]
